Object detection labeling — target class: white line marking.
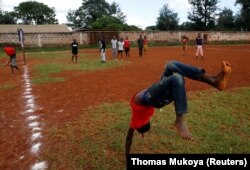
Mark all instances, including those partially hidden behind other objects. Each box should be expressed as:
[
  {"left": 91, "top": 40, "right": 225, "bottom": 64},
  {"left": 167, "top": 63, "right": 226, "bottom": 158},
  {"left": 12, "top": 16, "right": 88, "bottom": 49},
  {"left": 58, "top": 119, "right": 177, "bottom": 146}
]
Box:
[
  {"left": 31, "top": 161, "right": 47, "bottom": 170},
  {"left": 21, "top": 66, "right": 47, "bottom": 169}
]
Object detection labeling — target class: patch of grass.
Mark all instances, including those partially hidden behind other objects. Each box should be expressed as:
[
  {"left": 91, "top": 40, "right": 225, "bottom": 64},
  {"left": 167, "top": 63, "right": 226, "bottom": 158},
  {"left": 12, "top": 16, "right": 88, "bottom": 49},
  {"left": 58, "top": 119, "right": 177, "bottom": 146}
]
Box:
[
  {"left": 41, "top": 87, "right": 250, "bottom": 169},
  {"left": 32, "top": 77, "right": 65, "bottom": 84},
  {"left": 30, "top": 51, "right": 126, "bottom": 84},
  {"left": 0, "top": 84, "right": 16, "bottom": 90}
]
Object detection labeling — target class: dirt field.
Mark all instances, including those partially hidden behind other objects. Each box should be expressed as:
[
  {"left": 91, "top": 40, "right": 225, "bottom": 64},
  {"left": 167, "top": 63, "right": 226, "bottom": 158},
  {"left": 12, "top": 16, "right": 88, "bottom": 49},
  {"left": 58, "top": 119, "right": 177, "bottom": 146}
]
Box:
[{"left": 0, "top": 45, "right": 250, "bottom": 169}]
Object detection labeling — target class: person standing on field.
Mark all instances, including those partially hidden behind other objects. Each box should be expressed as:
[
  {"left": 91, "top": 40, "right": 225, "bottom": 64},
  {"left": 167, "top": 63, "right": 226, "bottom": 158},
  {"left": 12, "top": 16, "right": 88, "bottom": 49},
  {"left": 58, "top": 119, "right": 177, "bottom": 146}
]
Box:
[
  {"left": 99, "top": 38, "right": 106, "bottom": 63},
  {"left": 137, "top": 35, "right": 144, "bottom": 57},
  {"left": 111, "top": 36, "right": 118, "bottom": 61},
  {"left": 124, "top": 36, "right": 130, "bottom": 60},
  {"left": 117, "top": 37, "right": 124, "bottom": 60},
  {"left": 70, "top": 38, "right": 78, "bottom": 63},
  {"left": 182, "top": 35, "right": 189, "bottom": 56},
  {"left": 195, "top": 33, "right": 204, "bottom": 60},
  {"left": 143, "top": 35, "right": 149, "bottom": 55}
]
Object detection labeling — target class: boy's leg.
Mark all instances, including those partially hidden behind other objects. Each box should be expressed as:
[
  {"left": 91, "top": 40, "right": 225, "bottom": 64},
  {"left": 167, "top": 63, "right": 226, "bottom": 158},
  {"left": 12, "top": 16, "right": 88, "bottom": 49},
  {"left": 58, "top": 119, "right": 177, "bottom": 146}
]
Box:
[
  {"left": 113, "top": 48, "right": 117, "bottom": 59},
  {"left": 101, "top": 50, "right": 106, "bottom": 63},
  {"left": 163, "top": 60, "right": 205, "bottom": 80},
  {"left": 73, "top": 54, "right": 77, "bottom": 63},
  {"left": 175, "top": 114, "right": 192, "bottom": 140},
  {"left": 11, "top": 66, "right": 14, "bottom": 74},
  {"left": 103, "top": 52, "right": 106, "bottom": 62},
  {"left": 195, "top": 47, "right": 199, "bottom": 60},
  {"left": 201, "top": 61, "right": 232, "bottom": 91},
  {"left": 117, "top": 51, "right": 120, "bottom": 60},
  {"left": 200, "top": 47, "right": 204, "bottom": 60},
  {"left": 163, "top": 60, "right": 232, "bottom": 91},
  {"left": 15, "top": 66, "right": 20, "bottom": 71},
  {"left": 167, "top": 73, "right": 192, "bottom": 140}
]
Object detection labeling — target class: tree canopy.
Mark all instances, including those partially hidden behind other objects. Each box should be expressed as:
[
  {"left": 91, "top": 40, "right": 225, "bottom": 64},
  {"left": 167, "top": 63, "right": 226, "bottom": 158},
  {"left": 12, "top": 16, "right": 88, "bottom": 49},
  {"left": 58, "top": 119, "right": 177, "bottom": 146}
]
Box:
[
  {"left": 0, "top": 0, "right": 248, "bottom": 31},
  {"left": 0, "top": 10, "right": 16, "bottom": 24},
  {"left": 217, "top": 8, "right": 235, "bottom": 30},
  {"left": 156, "top": 4, "right": 179, "bottom": 30},
  {"left": 13, "top": 1, "right": 58, "bottom": 24},
  {"left": 235, "top": 0, "right": 250, "bottom": 30},
  {"left": 188, "top": 0, "right": 219, "bottom": 30},
  {"left": 67, "top": 0, "right": 131, "bottom": 30}
]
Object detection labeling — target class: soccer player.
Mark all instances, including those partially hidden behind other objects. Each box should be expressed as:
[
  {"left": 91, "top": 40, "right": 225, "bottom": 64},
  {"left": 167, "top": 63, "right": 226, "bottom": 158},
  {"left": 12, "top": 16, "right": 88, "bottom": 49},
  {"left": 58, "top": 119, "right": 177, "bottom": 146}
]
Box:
[{"left": 70, "top": 39, "right": 78, "bottom": 63}]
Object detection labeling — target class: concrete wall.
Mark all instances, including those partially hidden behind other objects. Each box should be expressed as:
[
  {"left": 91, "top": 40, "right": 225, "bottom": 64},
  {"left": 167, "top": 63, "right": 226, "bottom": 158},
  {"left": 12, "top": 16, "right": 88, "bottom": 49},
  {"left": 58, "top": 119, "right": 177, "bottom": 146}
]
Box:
[
  {"left": 0, "top": 31, "right": 250, "bottom": 47},
  {"left": 119, "top": 31, "right": 250, "bottom": 43}
]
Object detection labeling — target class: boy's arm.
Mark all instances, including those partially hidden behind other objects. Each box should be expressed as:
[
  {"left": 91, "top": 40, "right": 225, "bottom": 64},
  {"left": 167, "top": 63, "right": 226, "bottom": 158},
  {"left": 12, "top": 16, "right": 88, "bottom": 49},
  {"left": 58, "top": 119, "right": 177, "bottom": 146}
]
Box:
[{"left": 125, "top": 128, "right": 134, "bottom": 156}]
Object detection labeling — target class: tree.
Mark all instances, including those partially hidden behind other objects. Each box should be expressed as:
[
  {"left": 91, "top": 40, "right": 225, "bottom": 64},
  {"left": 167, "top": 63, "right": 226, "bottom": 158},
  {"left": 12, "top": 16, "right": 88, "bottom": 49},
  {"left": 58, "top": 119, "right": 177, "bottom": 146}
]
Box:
[
  {"left": 235, "top": 0, "right": 250, "bottom": 30},
  {"left": 122, "top": 24, "right": 142, "bottom": 31},
  {"left": 67, "top": 9, "right": 86, "bottom": 29},
  {"left": 67, "top": 0, "right": 126, "bottom": 30},
  {"left": 217, "top": 8, "right": 235, "bottom": 30},
  {"left": 179, "top": 21, "right": 195, "bottom": 31},
  {"left": 145, "top": 26, "right": 157, "bottom": 31},
  {"left": 0, "top": 0, "right": 16, "bottom": 24},
  {"left": 67, "top": 0, "right": 110, "bottom": 29},
  {"left": 156, "top": 4, "right": 179, "bottom": 30},
  {"left": 91, "top": 15, "right": 123, "bottom": 30},
  {"left": 13, "top": 1, "right": 58, "bottom": 24},
  {"left": 0, "top": 11, "right": 16, "bottom": 24},
  {"left": 188, "top": 0, "right": 219, "bottom": 30},
  {"left": 109, "top": 2, "right": 126, "bottom": 23}
]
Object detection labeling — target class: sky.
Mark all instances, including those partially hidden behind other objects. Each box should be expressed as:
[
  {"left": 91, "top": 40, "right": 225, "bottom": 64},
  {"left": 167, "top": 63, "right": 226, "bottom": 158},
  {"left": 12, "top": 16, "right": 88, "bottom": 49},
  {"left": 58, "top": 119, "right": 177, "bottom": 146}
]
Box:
[{"left": 0, "top": 0, "right": 241, "bottom": 29}]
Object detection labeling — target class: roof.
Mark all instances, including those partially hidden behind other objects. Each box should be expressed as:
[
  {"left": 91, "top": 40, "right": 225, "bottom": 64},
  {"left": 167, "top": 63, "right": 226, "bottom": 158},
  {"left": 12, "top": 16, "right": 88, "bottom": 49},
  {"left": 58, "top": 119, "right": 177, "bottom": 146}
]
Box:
[{"left": 0, "top": 24, "right": 71, "bottom": 33}]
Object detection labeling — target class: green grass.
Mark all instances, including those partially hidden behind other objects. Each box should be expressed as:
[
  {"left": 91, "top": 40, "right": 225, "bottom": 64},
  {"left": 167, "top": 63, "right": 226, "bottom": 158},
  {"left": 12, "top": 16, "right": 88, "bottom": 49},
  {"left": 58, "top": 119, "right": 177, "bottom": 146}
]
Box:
[
  {"left": 29, "top": 51, "right": 126, "bottom": 84},
  {"left": 0, "top": 49, "right": 126, "bottom": 88},
  {"left": 0, "top": 84, "right": 16, "bottom": 90},
  {"left": 41, "top": 87, "right": 250, "bottom": 170}
]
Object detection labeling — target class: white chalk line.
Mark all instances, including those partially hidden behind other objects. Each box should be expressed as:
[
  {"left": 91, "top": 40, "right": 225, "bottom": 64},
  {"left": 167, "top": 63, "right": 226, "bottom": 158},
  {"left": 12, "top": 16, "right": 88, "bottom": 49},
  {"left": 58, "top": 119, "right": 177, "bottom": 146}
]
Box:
[{"left": 21, "top": 66, "right": 47, "bottom": 170}]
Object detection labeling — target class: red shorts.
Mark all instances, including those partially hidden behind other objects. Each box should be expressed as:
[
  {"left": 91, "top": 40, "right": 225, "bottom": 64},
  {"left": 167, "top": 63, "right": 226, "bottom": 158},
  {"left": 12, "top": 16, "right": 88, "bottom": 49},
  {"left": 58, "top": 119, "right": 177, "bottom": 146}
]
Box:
[
  {"left": 4, "top": 47, "right": 16, "bottom": 56},
  {"left": 130, "top": 93, "right": 155, "bottom": 129}
]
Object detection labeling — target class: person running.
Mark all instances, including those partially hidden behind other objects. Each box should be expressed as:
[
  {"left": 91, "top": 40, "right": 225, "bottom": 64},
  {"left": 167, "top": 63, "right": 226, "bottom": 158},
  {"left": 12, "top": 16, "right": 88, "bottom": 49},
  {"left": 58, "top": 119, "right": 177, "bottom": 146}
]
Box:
[
  {"left": 125, "top": 60, "right": 232, "bottom": 154},
  {"left": 195, "top": 33, "right": 204, "bottom": 60},
  {"left": 117, "top": 37, "right": 124, "bottom": 60},
  {"left": 111, "top": 36, "right": 118, "bottom": 61},
  {"left": 124, "top": 36, "right": 130, "bottom": 60},
  {"left": 4, "top": 46, "right": 21, "bottom": 74},
  {"left": 182, "top": 35, "right": 189, "bottom": 56},
  {"left": 70, "top": 39, "right": 78, "bottom": 63},
  {"left": 137, "top": 35, "right": 144, "bottom": 57},
  {"left": 143, "top": 35, "right": 149, "bottom": 55}
]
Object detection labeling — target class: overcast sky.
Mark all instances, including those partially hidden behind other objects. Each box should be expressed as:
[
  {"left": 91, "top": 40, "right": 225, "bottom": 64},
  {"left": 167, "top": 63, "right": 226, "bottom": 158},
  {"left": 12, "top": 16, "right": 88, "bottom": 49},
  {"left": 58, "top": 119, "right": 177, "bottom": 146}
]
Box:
[{"left": 0, "top": 0, "right": 240, "bottom": 29}]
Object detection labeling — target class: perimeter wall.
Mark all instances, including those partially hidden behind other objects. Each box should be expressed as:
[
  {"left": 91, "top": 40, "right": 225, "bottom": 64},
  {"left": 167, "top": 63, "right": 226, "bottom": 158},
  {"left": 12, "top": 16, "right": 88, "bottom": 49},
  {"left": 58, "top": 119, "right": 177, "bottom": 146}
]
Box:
[{"left": 0, "top": 31, "right": 250, "bottom": 47}]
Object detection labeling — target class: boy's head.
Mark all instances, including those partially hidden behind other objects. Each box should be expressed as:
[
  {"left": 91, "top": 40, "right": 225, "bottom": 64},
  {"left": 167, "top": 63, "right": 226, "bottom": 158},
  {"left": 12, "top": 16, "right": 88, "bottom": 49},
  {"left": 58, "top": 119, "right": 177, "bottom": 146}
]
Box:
[{"left": 136, "top": 122, "right": 150, "bottom": 134}]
